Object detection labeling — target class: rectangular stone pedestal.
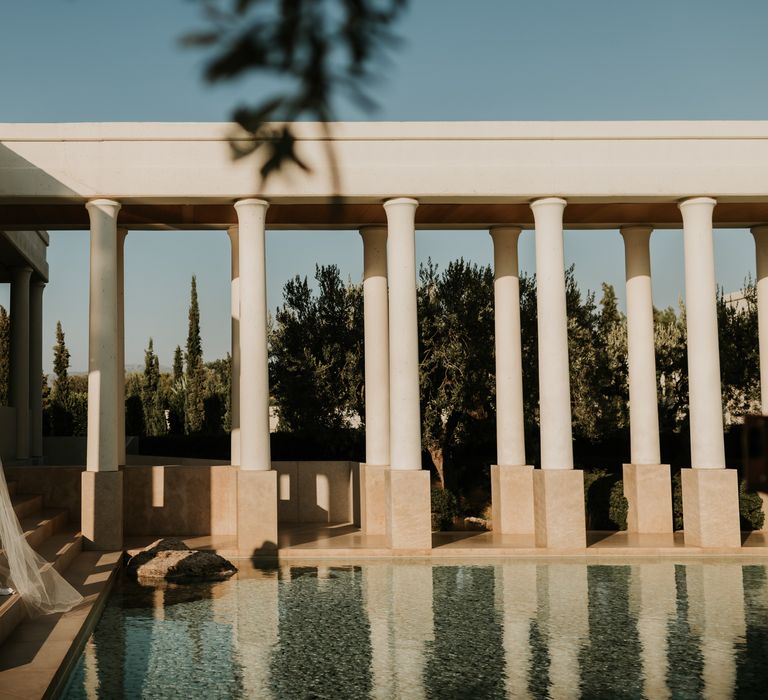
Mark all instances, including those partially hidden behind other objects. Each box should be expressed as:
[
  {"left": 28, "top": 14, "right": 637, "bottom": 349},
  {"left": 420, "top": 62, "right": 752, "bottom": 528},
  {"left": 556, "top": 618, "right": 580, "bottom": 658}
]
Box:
[
  {"left": 622, "top": 463, "right": 673, "bottom": 533},
  {"left": 360, "top": 463, "right": 388, "bottom": 536},
  {"left": 81, "top": 470, "right": 123, "bottom": 551},
  {"left": 533, "top": 469, "right": 586, "bottom": 549},
  {"left": 386, "top": 469, "right": 432, "bottom": 551},
  {"left": 491, "top": 464, "right": 535, "bottom": 534},
  {"left": 237, "top": 469, "right": 278, "bottom": 556},
  {"left": 681, "top": 468, "right": 741, "bottom": 548}
]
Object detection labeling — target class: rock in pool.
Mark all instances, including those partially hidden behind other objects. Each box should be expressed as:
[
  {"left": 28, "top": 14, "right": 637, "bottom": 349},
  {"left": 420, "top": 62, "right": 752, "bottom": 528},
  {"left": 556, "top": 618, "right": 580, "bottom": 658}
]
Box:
[{"left": 126, "top": 537, "right": 238, "bottom": 582}]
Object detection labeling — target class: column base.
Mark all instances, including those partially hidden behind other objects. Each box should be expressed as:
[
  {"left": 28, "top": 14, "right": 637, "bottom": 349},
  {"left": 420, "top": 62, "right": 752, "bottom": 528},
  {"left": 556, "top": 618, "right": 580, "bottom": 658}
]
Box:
[
  {"left": 681, "top": 468, "right": 741, "bottom": 548},
  {"left": 386, "top": 469, "right": 432, "bottom": 551},
  {"left": 622, "top": 463, "right": 673, "bottom": 533},
  {"left": 81, "top": 470, "right": 123, "bottom": 551},
  {"left": 360, "top": 464, "right": 388, "bottom": 536},
  {"left": 237, "top": 469, "right": 278, "bottom": 556},
  {"left": 491, "top": 464, "right": 535, "bottom": 534},
  {"left": 533, "top": 469, "right": 586, "bottom": 548}
]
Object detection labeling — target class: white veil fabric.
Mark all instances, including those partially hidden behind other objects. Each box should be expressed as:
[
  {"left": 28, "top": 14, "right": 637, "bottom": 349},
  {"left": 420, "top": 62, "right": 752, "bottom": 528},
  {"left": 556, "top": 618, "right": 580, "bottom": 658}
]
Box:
[{"left": 0, "top": 458, "right": 84, "bottom": 616}]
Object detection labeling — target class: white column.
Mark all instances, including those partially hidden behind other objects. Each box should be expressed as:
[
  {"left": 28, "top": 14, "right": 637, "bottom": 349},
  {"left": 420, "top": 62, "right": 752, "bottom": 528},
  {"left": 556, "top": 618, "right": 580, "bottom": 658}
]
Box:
[
  {"left": 10, "top": 266, "right": 31, "bottom": 460},
  {"left": 360, "top": 226, "right": 390, "bottom": 466},
  {"left": 752, "top": 225, "right": 768, "bottom": 415},
  {"left": 29, "top": 279, "right": 45, "bottom": 460},
  {"left": 490, "top": 226, "right": 526, "bottom": 466},
  {"left": 385, "top": 198, "right": 421, "bottom": 471},
  {"left": 117, "top": 228, "right": 127, "bottom": 465},
  {"left": 679, "top": 197, "right": 725, "bottom": 469},
  {"left": 621, "top": 226, "right": 661, "bottom": 465},
  {"left": 228, "top": 226, "right": 241, "bottom": 466},
  {"left": 531, "top": 198, "right": 573, "bottom": 470},
  {"left": 235, "top": 199, "right": 271, "bottom": 471},
  {"left": 86, "top": 199, "right": 121, "bottom": 472}
]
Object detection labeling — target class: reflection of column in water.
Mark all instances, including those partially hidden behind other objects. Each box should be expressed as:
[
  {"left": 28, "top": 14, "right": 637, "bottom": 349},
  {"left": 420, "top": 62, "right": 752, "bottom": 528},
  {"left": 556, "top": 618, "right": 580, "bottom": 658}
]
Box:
[
  {"left": 82, "top": 638, "right": 99, "bottom": 700},
  {"left": 495, "top": 563, "right": 537, "bottom": 699},
  {"left": 629, "top": 563, "right": 676, "bottom": 700},
  {"left": 364, "top": 562, "right": 434, "bottom": 699},
  {"left": 235, "top": 568, "right": 279, "bottom": 698},
  {"left": 392, "top": 563, "right": 433, "bottom": 699},
  {"left": 539, "top": 564, "right": 589, "bottom": 700},
  {"left": 364, "top": 562, "right": 395, "bottom": 699},
  {"left": 686, "top": 564, "right": 746, "bottom": 700}
]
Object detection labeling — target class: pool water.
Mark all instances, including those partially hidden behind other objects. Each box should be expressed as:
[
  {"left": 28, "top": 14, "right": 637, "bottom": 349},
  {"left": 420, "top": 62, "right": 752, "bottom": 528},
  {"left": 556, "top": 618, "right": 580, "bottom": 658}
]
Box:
[{"left": 61, "top": 560, "right": 768, "bottom": 699}]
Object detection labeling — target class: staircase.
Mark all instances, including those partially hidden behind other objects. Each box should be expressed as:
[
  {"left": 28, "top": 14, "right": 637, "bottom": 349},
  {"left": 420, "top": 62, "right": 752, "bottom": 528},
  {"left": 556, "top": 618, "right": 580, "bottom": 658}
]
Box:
[{"left": 0, "top": 480, "right": 83, "bottom": 646}]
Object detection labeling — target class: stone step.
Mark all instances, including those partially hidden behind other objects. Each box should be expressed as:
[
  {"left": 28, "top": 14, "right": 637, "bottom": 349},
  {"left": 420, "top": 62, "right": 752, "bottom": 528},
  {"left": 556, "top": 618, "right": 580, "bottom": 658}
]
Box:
[
  {"left": 0, "top": 512, "right": 72, "bottom": 649},
  {"left": 11, "top": 494, "right": 43, "bottom": 521},
  {"left": 0, "top": 550, "right": 122, "bottom": 700}
]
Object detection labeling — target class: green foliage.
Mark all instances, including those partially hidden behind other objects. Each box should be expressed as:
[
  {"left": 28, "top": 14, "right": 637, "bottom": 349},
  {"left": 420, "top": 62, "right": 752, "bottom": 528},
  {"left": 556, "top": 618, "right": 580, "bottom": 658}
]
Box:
[
  {"left": 418, "top": 259, "right": 495, "bottom": 489},
  {"left": 184, "top": 0, "right": 407, "bottom": 182},
  {"left": 184, "top": 276, "right": 206, "bottom": 434},
  {"left": 739, "top": 479, "right": 765, "bottom": 531},
  {"left": 0, "top": 305, "right": 9, "bottom": 405},
  {"left": 44, "top": 320, "right": 81, "bottom": 436},
  {"left": 173, "top": 345, "right": 184, "bottom": 383},
  {"left": 142, "top": 338, "right": 166, "bottom": 436},
  {"left": 672, "top": 471, "right": 684, "bottom": 531},
  {"left": 431, "top": 486, "right": 458, "bottom": 532},
  {"left": 583, "top": 469, "right": 627, "bottom": 531},
  {"left": 270, "top": 265, "right": 363, "bottom": 440}
]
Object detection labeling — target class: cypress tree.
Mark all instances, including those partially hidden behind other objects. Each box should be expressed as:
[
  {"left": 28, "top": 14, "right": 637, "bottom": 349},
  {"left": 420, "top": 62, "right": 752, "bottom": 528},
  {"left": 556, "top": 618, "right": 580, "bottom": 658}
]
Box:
[
  {"left": 173, "top": 345, "right": 184, "bottom": 383},
  {"left": 0, "top": 306, "right": 9, "bottom": 405},
  {"left": 52, "top": 320, "right": 70, "bottom": 402},
  {"left": 142, "top": 338, "right": 164, "bottom": 436},
  {"left": 184, "top": 276, "right": 205, "bottom": 433}
]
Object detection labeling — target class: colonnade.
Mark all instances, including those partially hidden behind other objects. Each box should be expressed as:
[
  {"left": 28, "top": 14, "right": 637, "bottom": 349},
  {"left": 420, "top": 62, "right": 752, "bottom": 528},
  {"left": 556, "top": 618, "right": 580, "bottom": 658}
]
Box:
[
  {"left": 7, "top": 265, "right": 45, "bottom": 462},
  {"left": 79, "top": 193, "right": 761, "bottom": 551}
]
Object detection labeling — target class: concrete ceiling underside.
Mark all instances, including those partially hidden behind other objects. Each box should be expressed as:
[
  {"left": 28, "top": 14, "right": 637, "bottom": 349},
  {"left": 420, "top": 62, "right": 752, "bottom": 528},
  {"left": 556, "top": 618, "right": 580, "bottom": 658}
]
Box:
[{"left": 1, "top": 202, "right": 768, "bottom": 230}]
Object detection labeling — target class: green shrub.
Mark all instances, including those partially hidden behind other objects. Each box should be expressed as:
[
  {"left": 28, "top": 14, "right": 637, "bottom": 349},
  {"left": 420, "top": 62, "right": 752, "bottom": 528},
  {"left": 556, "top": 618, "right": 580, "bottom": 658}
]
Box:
[
  {"left": 672, "top": 471, "right": 684, "bottom": 531},
  {"left": 608, "top": 480, "right": 628, "bottom": 531},
  {"left": 431, "top": 486, "right": 458, "bottom": 531},
  {"left": 740, "top": 480, "right": 765, "bottom": 531},
  {"left": 583, "top": 469, "right": 627, "bottom": 531}
]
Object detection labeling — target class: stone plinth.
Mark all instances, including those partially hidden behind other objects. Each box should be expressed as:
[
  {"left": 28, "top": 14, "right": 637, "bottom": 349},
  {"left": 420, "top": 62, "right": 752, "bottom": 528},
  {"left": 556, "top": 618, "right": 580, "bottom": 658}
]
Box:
[
  {"left": 386, "top": 469, "right": 431, "bottom": 550},
  {"left": 237, "top": 469, "right": 278, "bottom": 556},
  {"left": 491, "top": 464, "right": 535, "bottom": 534},
  {"left": 623, "top": 463, "right": 673, "bottom": 533},
  {"left": 81, "top": 470, "right": 123, "bottom": 551},
  {"left": 681, "top": 468, "right": 741, "bottom": 548},
  {"left": 360, "top": 463, "right": 388, "bottom": 536},
  {"left": 533, "top": 469, "right": 586, "bottom": 549}
]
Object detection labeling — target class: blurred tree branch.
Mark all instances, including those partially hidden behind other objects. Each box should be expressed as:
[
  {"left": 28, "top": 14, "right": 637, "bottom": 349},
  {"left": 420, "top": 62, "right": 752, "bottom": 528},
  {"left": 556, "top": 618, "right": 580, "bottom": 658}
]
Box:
[{"left": 183, "top": 0, "right": 408, "bottom": 187}]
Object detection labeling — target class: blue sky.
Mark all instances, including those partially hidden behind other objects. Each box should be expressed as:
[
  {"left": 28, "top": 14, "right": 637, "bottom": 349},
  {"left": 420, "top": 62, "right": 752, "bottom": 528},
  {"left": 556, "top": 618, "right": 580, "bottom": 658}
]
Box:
[{"left": 0, "top": 0, "right": 767, "bottom": 371}]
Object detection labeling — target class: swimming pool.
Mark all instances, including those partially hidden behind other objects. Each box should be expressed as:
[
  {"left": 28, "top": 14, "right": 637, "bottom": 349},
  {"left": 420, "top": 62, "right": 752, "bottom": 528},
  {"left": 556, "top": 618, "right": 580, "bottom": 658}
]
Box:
[{"left": 61, "top": 560, "right": 768, "bottom": 698}]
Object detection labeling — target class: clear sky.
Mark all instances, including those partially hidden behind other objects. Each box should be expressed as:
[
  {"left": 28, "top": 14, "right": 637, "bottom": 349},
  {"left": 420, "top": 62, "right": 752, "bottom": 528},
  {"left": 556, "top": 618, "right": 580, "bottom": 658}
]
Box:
[{"left": 1, "top": 0, "right": 767, "bottom": 371}]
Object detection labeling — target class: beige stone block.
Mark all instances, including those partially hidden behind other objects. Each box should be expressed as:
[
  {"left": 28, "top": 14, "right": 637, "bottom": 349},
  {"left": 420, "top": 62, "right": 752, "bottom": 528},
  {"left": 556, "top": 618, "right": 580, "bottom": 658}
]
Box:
[
  {"left": 386, "top": 469, "right": 432, "bottom": 550},
  {"left": 681, "top": 468, "right": 741, "bottom": 548},
  {"left": 237, "top": 469, "right": 278, "bottom": 556},
  {"left": 360, "top": 464, "right": 388, "bottom": 536},
  {"left": 297, "top": 461, "right": 353, "bottom": 523},
  {"left": 81, "top": 470, "right": 123, "bottom": 551},
  {"left": 622, "top": 463, "right": 673, "bottom": 533},
  {"left": 491, "top": 464, "right": 535, "bottom": 534},
  {"left": 533, "top": 469, "right": 586, "bottom": 549},
  {"left": 273, "top": 461, "right": 299, "bottom": 522}
]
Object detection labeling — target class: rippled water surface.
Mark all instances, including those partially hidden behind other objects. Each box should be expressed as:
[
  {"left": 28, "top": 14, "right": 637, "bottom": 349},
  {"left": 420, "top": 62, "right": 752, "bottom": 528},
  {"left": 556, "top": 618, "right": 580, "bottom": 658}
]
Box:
[{"left": 61, "top": 560, "right": 768, "bottom": 699}]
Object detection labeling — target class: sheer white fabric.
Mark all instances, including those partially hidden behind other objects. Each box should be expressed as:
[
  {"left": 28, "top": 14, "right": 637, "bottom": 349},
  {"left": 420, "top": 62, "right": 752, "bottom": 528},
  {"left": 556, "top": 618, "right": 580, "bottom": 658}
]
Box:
[{"left": 0, "top": 458, "right": 84, "bottom": 616}]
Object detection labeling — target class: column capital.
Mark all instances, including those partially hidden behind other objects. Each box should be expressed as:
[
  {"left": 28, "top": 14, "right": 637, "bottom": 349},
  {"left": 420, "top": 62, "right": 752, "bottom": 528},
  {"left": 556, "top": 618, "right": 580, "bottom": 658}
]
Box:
[
  {"left": 31, "top": 278, "right": 46, "bottom": 289},
  {"left": 620, "top": 225, "right": 654, "bottom": 237},
  {"left": 678, "top": 196, "right": 716, "bottom": 210},
  {"left": 490, "top": 226, "right": 522, "bottom": 243},
  {"left": 86, "top": 198, "right": 121, "bottom": 213},
  {"left": 530, "top": 197, "right": 567, "bottom": 210},
  {"left": 383, "top": 197, "right": 418, "bottom": 209},
  {"left": 360, "top": 225, "right": 388, "bottom": 242},
  {"left": 751, "top": 224, "right": 768, "bottom": 237},
  {"left": 234, "top": 198, "right": 269, "bottom": 210},
  {"left": 12, "top": 266, "right": 33, "bottom": 277}
]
